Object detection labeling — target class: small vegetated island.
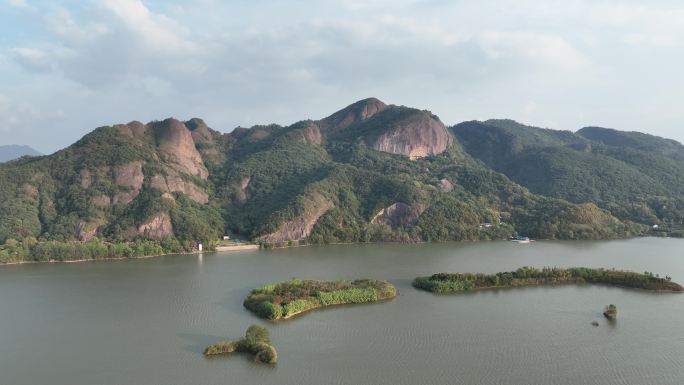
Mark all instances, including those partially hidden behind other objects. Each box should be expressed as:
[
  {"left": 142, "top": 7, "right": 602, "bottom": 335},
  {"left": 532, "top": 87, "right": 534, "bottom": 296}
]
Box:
[
  {"left": 244, "top": 278, "right": 397, "bottom": 320},
  {"left": 413, "top": 267, "right": 683, "bottom": 293},
  {"left": 204, "top": 325, "right": 277, "bottom": 364},
  {"left": 603, "top": 304, "right": 617, "bottom": 320}
]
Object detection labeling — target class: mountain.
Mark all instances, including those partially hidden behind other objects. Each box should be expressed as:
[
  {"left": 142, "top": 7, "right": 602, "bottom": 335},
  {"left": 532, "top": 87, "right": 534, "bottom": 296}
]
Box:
[
  {"left": 452, "top": 120, "right": 684, "bottom": 226},
  {"left": 0, "top": 145, "right": 42, "bottom": 162},
  {"left": 3, "top": 98, "right": 677, "bottom": 263}
]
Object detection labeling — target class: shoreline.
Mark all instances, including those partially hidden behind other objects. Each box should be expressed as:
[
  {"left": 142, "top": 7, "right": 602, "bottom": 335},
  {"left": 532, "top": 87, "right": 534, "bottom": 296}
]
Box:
[
  {"left": 3, "top": 236, "right": 681, "bottom": 268},
  {"left": 0, "top": 245, "right": 261, "bottom": 267}
]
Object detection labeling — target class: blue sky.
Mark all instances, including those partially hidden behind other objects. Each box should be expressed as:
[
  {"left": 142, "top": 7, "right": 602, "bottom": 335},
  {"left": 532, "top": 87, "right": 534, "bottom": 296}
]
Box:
[{"left": 1, "top": 0, "right": 683, "bottom": 153}]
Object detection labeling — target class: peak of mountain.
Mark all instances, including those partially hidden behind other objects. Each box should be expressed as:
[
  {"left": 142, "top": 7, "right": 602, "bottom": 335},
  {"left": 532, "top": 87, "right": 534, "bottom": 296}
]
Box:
[
  {"left": 321, "top": 97, "right": 387, "bottom": 131},
  {"left": 151, "top": 118, "right": 208, "bottom": 179},
  {"left": 0, "top": 145, "right": 42, "bottom": 162},
  {"left": 324, "top": 102, "right": 453, "bottom": 159}
]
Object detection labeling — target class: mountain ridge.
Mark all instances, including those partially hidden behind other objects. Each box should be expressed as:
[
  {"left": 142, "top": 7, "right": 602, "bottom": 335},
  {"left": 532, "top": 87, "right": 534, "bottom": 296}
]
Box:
[{"left": 2, "top": 98, "right": 682, "bottom": 263}]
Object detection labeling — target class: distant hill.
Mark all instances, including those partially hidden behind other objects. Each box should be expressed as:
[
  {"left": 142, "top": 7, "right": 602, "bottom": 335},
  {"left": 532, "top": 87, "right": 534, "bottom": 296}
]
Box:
[
  {"left": 452, "top": 120, "right": 684, "bottom": 226},
  {"left": 0, "top": 145, "right": 41, "bottom": 162},
  {"left": 4, "top": 98, "right": 683, "bottom": 263}
]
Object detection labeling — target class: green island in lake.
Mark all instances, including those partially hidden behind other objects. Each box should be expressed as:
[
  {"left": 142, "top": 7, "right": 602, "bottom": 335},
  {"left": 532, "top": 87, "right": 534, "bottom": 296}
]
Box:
[
  {"left": 204, "top": 325, "right": 277, "bottom": 364},
  {"left": 244, "top": 278, "right": 397, "bottom": 320},
  {"left": 413, "top": 267, "right": 684, "bottom": 293}
]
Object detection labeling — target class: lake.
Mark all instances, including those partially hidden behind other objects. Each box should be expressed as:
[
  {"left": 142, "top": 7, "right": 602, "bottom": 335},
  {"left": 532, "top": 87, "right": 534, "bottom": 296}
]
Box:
[{"left": 1, "top": 238, "right": 683, "bottom": 385}]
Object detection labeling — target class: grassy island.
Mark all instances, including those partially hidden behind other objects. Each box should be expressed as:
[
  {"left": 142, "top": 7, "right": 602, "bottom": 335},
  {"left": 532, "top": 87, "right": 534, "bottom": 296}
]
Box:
[
  {"left": 204, "top": 325, "right": 277, "bottom": 364},
  {"left": 413, "top": 267, "right": 684, "bottom": 293},
  {"left": 244, "top": 278, "right": 397, "bottom": 320}
]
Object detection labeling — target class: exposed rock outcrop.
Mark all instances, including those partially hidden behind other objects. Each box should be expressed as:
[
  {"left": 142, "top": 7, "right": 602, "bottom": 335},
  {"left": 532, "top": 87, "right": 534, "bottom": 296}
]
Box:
[
  {"left": 366, "top": 111, "right": 453, "bottom": 160},
  {"left": 232, "top": 176, "right": 251, "bottom": 205},
  {"left": 138, "top": 213, "right": 173, "bottom": 239},
  {"left": 114, "top": 121, "right": 147, "bottom": 144},
  {"left": 302, "top": 122, "right": 322, "bottom": 145},
  {"left": 150, "top": 170, "right": 209, "bottom": 204},
  {"left": 260, "top": 194, "right": 332, "bottom": 243},
  {"left": 111, "top": 161, "right": 145, "bottom": 205},
  {"left": 186, "top": 118, "right": 214, "bottom": 145},
  {"left": 371, "top": 202, "right": 424, "bottom": 228},
  {"left": 153, "top": 118, "right": 208, "bottom": 179},
  {"left": 438, "top": 178, "right": 454, "bottom": 193},
  {"left": 322, "top": 97, "right": 387, "bottom": 130}
]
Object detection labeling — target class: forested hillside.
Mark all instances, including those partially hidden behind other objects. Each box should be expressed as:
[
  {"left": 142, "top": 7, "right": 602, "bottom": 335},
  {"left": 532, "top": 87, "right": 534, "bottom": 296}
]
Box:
[
  {"left": 452, "top": 120, "right": 684, "bottom": 232},
  {"left": 3, "top": 98, "right": 680, "bottom": 263}
]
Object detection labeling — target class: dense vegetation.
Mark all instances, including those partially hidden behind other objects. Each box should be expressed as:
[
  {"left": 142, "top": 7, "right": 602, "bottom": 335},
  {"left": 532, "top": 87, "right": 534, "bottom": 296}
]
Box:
[
  {"left": 452, "top": 120, "right": 684, "bottom": 232},
  {"left": 244, "top": 278, "right": 397, "bottom": 320},
  {"left": 2, "top": 99, "right": 684, "bottom": 263},
  {"left": 413, "top": 267, "right": 683, "bottom": 293},
  {"left": 204, "top": 325, "right": 277, "bottom": 364}
]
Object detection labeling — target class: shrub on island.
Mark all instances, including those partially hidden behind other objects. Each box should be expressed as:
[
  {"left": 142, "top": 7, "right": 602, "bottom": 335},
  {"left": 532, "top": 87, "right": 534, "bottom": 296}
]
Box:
[
  {"left": 413, "top": 267, "right": 683, "bottom": 293},
  {"left": 204, "top": 325, "right": 277, "bottom": 364},
  {"left": 244, "top": 278, "right": 397, "bottom": 320}
]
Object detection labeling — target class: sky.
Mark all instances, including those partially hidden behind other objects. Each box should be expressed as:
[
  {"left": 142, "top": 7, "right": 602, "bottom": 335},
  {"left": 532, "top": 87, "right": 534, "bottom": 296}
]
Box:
[{"left": 1, "top": 0, "right": 683, "bottom": 153}]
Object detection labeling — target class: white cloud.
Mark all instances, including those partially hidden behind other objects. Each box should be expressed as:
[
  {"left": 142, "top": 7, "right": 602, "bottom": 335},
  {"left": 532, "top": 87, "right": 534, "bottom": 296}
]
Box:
[
  {"left": 45, "top": 8, "right": 107, "bottom": 43},
  {"left": 7, "top": 0, "right": 30, "bottom": 9},
  {"left": 3, "top": 0, "right": 684, "bottom": 150},
  {"left": 479, "top": 31, "right": 588, "bottom": 71},
  {"left": 102, "top": 0, "right": 194, "bottom": 52},
  {"left": 11, "top": 47, "right": 52, "bottom": 72}
]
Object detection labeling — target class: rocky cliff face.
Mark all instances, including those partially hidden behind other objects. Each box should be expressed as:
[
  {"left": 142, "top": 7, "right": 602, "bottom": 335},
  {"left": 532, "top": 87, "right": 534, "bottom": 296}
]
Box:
[
  {"left": 366, "top": 111, "right": 453, "bottom": 160},
  {"left": 259, "top": 193, "right": 333, "bottom": 243},
  {"left": 322, "top": 100, "right": 453, "bottom": 160},
  {"left": 371, "top": 202, "right": 424, "bottom": 228},
  {"left": 114, "top": 121, "right": 148, "bottom": 144},
  {"left": 153, "top": 118, "right": 209, "bottom": 179},
  {"left": 137, "top": 213, "right": 174, "bottom": 239},
  {"left": 301, "top": 122, "right": 322, "bottom": 145},
  {"left": 112, "top": 161, "right": 145, "bottom": 204},
  {"left": 150, "top": 170, "right": 209, "bottom": 204}
]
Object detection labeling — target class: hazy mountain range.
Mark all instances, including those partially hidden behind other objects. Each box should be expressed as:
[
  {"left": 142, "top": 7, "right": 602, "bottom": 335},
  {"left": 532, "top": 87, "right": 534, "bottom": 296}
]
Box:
[{"left": 0, "top": 145, "right": 41, "bottom": 162}]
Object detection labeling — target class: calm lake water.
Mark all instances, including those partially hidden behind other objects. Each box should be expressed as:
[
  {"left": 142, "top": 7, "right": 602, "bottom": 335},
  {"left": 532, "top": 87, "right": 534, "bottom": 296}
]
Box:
[{"left": 1, "top": 238, "right": 684, "bottom": 385}]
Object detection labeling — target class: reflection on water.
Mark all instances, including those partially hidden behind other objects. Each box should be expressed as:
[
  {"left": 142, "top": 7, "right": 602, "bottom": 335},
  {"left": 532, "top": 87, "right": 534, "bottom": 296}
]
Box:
[{"left": 1, "top": 238, "right": 683, "bottom": 385}]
